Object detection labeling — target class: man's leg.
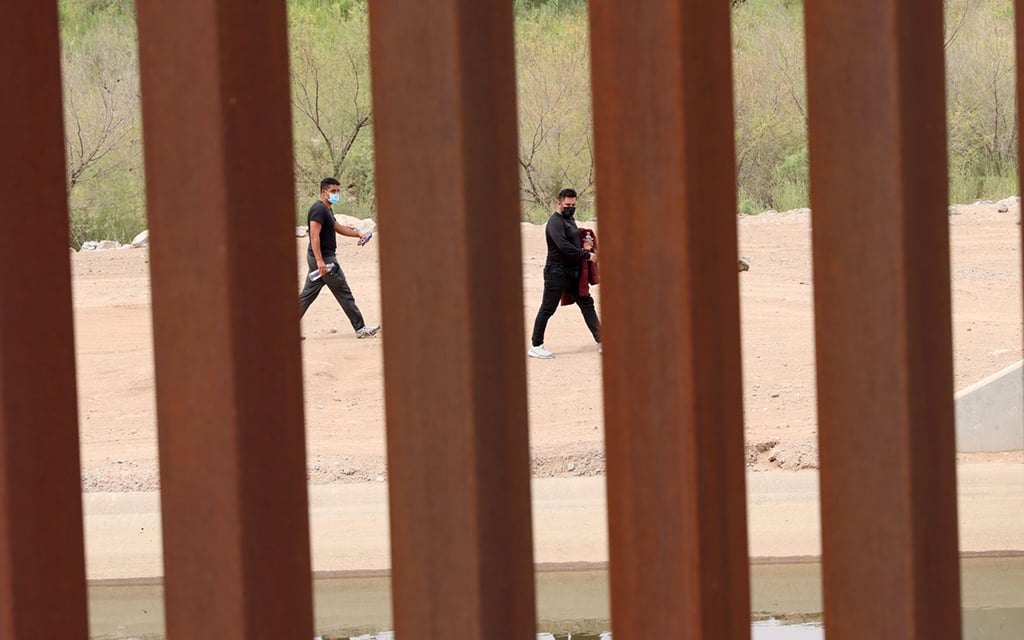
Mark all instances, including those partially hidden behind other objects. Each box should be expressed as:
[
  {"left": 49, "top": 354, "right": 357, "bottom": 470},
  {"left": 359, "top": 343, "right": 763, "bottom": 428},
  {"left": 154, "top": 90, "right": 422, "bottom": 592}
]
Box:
[
  {"left": 322, "top": 263, "right": 366, "bottom": 331},
  {"left": 298, "top": 253, "right": 324, "bottom": 318},
  {"left": 530, "top": 269, "right": 569, "bottom": 347},
  {"left": 566, "top": 290, "right": 601, "bottom": 343}
]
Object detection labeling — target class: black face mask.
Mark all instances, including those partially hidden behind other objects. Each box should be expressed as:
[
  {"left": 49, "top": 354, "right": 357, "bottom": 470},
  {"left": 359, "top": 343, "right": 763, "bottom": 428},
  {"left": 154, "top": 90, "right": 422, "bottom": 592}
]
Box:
[{"left": 561, "top": 206, "right": 576, "bottom": 218}]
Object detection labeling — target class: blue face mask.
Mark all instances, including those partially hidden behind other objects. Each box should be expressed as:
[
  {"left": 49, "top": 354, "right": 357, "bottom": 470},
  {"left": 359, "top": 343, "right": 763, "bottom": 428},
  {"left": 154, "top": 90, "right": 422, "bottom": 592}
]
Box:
[{"left": 327, "top": 192, "right": 340, "bottom": 205}]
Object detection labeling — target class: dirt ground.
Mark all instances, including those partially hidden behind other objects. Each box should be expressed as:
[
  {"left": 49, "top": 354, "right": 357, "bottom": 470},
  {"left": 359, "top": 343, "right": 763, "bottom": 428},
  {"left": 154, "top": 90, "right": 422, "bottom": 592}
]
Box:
[{"left": 72, "top": 202, "right": 1024, "bottom": 491}]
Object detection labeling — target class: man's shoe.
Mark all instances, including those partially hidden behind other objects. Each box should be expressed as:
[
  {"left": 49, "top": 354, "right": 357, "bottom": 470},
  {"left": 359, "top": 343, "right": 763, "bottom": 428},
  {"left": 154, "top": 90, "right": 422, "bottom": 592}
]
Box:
[
  {"left": 528, "top": 344, "right": 555, "bottom": 359},
  {"left": 356, "top": 325, "right": 380, "bottom": 338},
  {"left": 597, "top": 343, "right": 602, "bottom": 353}
]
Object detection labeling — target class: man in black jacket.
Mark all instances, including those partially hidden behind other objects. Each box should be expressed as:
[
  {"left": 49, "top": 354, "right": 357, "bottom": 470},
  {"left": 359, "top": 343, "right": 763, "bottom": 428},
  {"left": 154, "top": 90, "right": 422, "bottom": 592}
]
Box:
[{"left": 528, "top": 188, "right": 600, "bottom": 359}]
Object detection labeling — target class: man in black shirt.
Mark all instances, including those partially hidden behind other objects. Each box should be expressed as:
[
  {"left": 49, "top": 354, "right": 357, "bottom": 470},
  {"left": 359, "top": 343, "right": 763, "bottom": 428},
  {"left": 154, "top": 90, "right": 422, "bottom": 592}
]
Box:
[
  {"left": 528, "top": 188, "right": 600, "bottom": 359},
  {"left": 298, "top": 177, "right": 380, "bottom": 338}
]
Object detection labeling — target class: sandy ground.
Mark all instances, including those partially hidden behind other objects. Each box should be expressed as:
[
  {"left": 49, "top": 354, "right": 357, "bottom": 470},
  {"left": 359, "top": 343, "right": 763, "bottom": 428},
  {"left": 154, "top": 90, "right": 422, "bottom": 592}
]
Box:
[{"left": 72, "top": 202, "right": 1024, "bottom": 491}]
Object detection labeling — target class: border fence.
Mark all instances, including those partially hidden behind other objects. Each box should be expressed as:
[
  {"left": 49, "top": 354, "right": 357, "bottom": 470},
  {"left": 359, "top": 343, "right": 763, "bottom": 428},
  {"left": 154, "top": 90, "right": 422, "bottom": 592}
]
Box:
[{"left": 2, "top": 1, "right": 984, "bottom": 638}]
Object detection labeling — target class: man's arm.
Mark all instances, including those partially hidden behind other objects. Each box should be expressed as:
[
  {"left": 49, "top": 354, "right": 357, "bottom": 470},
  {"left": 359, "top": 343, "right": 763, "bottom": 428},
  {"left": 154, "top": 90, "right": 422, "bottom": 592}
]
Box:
[
  {"left": 334, "top": 219, "right": 368, "bottom": 242},
  {"left": 309, "top": 220, "right": 328, "bottom": 276},
  {"left": 547, "top": 216, "right": 592, "bottom": 261}
]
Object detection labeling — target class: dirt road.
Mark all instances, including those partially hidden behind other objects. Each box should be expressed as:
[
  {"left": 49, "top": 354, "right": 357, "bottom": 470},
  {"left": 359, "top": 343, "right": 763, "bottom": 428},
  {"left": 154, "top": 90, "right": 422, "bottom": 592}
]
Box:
[{"left": 71, "top": 203, "right": 1023, "bottom": 491}]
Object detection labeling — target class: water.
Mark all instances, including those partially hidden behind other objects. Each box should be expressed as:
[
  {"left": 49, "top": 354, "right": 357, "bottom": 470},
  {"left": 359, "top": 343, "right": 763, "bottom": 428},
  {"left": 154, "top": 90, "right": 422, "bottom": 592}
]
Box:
[
  {"left": 88, "top": 557, "right": 1022, "bottom": 639},
  {"left": 347, "top": 631, "right": 821, "bottom": 640}
]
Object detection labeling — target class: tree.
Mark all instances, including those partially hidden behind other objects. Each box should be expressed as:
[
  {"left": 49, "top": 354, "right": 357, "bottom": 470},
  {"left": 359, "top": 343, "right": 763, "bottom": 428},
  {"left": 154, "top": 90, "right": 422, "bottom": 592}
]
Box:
[
  {"left": 515, "top": 16, "right": 595, "bottom": 220},
  {"left": 63, "top": 34, "right": 136, "bottom": 192},
  {"left": 60, "top": 11, "right": 144, "bottom": 247},
  {"left": 289, "top": 3, "right": 375, "bottom": 219},
  {"left": 732, "top": 0, "right": 807, "bottom": 210},
  {"left": 945, "top": 0, "right": 1017, "bottom": 195}
]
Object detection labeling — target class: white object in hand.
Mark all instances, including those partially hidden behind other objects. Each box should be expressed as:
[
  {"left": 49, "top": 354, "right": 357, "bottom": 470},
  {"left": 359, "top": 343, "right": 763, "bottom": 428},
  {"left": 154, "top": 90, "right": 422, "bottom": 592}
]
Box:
[{"left": 309, "top": 263, "right": 340, "bottom": 281}]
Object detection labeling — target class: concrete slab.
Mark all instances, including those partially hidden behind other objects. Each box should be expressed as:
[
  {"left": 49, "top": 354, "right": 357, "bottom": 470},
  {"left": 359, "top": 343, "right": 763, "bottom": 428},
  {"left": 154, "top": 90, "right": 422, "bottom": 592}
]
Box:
[
  {"left": 82, "top": 464, "right": 1023, "bottom": 583},
  {"left": 956, "top": 360, "right": 1024, "bottom": 452}
]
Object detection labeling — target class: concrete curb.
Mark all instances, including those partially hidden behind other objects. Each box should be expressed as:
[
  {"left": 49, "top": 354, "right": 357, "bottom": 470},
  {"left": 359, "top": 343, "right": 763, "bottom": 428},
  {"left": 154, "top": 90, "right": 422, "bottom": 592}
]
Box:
[{"left": 83, "top": 465, "right": 1023, "bottom": 583}]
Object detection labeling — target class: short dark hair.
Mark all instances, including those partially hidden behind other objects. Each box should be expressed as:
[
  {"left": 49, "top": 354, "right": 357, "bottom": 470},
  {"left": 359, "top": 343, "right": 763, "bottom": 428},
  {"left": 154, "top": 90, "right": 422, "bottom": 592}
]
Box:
[
  {"left": 557, "top": 188, "right": 577, "bottom": 201},
  {"left": 320, "top": 177, "right": 341, "bottom": 193}
]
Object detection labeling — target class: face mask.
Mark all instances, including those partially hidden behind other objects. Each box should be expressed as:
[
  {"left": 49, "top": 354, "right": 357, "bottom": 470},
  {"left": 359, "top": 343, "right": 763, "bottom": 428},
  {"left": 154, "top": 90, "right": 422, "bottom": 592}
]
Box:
[
  {"left": 327, "top": 193, "right": 341, "bottom": 205},
  {"left": 561, "top": 206, "right": 576, "bottom": 218}
]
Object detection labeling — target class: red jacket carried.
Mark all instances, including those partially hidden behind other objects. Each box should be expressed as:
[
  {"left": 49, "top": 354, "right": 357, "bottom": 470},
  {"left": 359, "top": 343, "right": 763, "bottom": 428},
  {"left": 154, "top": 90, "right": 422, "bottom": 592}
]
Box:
[{"left": 561, "top": 227, "right": 599, "bottom": 305}]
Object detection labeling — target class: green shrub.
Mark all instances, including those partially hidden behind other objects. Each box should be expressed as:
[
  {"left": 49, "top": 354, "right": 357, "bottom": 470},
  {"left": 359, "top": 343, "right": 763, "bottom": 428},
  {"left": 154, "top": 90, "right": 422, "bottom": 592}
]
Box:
[
  {"left": 737, "top": 191, "right": 766, "bottom": 215},
  {"left": 949, "top": 169, "right": 1018, "bottom": 205},
  {"left": 56, "top": 0, "right": 1023, "bottom": 239}
]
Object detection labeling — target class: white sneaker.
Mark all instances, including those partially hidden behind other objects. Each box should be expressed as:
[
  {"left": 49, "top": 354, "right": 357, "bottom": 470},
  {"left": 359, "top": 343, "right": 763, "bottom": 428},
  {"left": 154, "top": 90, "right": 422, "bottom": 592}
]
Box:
[
  {"left": 356, "top": 324, "right": 380, "bottom": 338},
  {"left": 597, "top": 343, "right": 602, "bottom": 353},
  {"left": 528, "top": 344, "right": 555, "bottom": 359}
]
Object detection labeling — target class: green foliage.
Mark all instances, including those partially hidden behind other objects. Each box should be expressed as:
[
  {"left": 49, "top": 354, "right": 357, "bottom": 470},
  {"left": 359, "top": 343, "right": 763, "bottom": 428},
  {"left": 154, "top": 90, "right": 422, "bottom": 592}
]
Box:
[
  {"left": 56, "top": 0, "right": 1022, "bottom": 238},
  {"left": 59, "top": 0, "right": 133, "bottom": 42},
  {"left": 69, "top": 185, "right": 147, "bottom": 249},
  {"left": 770, "top": 147, "right": 809, "bottom": 211},
  {"left": 516, "top": 13, "right": 595, "bottom": 220},
  {"left": 776, "top": 147, "right": 807, "bottom": 185},
  {"left": 732, "top": 0, "right": 1019, "bottom": 214},
  {"left": 289, "top": 0, "right": 366, "bottom": 25},
  {"left": 288, "top": 0, "right": 375, "bottom": 222},
  {"left": 944, "top": 0, "right": 1017, "bottom": 204},
  {"left": 515, "top": 0, "right": 588, "bottom": 16},
  {"left": 732, "top": 0, "right": 808, "bottom": 209},
  {"left": 949, "top": 167, "right": 1019, "bottom": 205},
  {"left": 60, "top": 2, "right": 144, "bottom": 248},
  {"left": 738, "top": 191, "right": 765, "bottom": 216},
  {"left": 771, "top": 179, "right": 809, "bottom": 213}
]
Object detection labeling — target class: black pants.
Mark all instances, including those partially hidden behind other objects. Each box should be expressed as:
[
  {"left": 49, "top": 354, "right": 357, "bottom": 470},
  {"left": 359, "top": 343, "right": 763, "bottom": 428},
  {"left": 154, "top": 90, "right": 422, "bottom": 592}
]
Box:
[
  {"left": 530, "top": 265, "right": 600, "bottom": 347},
  {"left": 298, "top": 252, "right": 365, "bottom": 331}
]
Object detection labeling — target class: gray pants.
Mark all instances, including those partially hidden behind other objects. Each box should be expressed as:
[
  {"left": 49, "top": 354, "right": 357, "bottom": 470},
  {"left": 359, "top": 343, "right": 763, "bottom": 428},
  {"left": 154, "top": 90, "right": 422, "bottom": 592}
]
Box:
[{"left": 298, "top": 252, "right": 365, "bottom": 331}]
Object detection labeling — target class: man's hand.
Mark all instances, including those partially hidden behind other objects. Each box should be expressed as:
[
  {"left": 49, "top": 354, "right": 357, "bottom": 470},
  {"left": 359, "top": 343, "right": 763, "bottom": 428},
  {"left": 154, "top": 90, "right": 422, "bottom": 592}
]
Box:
[
  {"left": 317, "top": 260, "right": 328, "bottom": 276},
  {"left": 588, "top": 251, "right": 598, "bottom": 264}
]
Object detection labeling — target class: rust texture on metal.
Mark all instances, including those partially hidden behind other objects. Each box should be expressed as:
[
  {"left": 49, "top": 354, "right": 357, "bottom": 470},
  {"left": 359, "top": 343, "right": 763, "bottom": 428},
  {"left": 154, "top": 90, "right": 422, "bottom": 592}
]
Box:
[
  {"left": 0, "top": 3, "right": 90, "bottom": 638},
  {"left": 590, "top": 1, "right": 751, "bottom": 637},
  {"left": 1019, "top": 2, "right": 1024, "bottom": 349},
  {"left": 805, "top": 1, "right": 962, "bottom": 637},
  {"left": 367, "top": 1, "right": 536, "bottom": 638},
  {"left": 135, "top": 2, "right": 312, "bottom": 637}
]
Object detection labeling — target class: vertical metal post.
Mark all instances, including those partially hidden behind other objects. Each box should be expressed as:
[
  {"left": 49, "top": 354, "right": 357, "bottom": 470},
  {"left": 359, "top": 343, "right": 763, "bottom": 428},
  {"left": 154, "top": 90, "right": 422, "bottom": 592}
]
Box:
[
  {"left": 590, "top": 1, "right": 751, "bottom": 637},
  {"left": 0, "top": 3, "right": 89, "bottom": 638},
  {"left": 135, "top": 2, "right": 313, "bottom": 637},
  {"left": 805, "top": 1, "right": 962, "bottom": 637},
  {"left": 1018, "top": 2, "right": 1024, "bottom": 358},
  {"left": 367, "top": 1, "right": 536, "bottom": 638}
]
